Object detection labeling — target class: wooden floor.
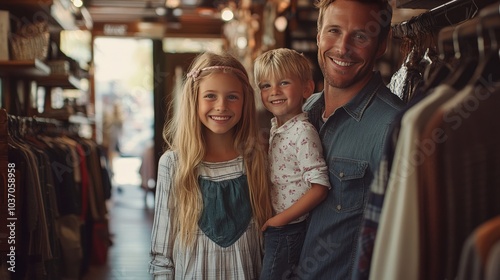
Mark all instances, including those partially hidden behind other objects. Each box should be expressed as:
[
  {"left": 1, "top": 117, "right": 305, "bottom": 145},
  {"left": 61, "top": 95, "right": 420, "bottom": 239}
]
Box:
[{"left": 82, "top": 184, "right": 155, "bottom": 280}]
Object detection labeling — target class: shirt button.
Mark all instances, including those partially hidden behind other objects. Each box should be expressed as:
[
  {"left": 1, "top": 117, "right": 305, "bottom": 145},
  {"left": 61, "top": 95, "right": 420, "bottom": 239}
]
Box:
[
  {"left": 336, "top": 205, "right": 342, "bottom": 210},
  {"left": 339, "top": 172, "right": 344, "bottom": 178}
]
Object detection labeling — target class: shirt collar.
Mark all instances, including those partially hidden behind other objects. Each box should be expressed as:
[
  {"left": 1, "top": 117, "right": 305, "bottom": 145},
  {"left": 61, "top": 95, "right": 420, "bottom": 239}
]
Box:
[
  {"left": 270, "top": 112, "right": 308, "bottom": 135},
  {"left": 341, "top": 72, "right": 383, "bottom": 122}
]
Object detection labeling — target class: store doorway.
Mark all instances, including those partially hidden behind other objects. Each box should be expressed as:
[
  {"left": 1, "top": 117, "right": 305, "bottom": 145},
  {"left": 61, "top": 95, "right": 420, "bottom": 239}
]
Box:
[{"left": 93, "top": 37, "right": 154, "bottom": 198}]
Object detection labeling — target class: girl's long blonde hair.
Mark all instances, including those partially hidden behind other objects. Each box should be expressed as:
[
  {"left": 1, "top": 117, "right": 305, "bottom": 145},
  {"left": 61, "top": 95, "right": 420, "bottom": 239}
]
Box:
[{"left": 163, "top": 52, "right": 272, "bottom": 247}]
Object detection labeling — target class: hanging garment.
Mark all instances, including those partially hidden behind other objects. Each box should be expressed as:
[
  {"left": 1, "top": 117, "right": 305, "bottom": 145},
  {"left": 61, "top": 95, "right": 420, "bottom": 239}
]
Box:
[
  {"left": 388, "top": 62, "right": 425, "bottom": 103},
  {"left": 418, "top": 85, "right": 500, "bottom": 280},
  {"left": 457, "top": 216, "right": 500, "bottom": 280},
  {"left": 369, "top": 84, "right": 457, "bottom": 280},
  {"left": 2, "top": 114, "right": 110, "bottom": 280},
  {"left": 352, "top": 89, "right": 428, "bottom": 280},
  {"left": 485, "top": 242, "right": 500, "bottom": 280}
]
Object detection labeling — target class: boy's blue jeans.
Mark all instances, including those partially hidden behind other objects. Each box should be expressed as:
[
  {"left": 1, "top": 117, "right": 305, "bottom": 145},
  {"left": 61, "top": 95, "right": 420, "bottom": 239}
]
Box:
[{"left": 260, "top": 220, "right": 307, "bottom": 280}]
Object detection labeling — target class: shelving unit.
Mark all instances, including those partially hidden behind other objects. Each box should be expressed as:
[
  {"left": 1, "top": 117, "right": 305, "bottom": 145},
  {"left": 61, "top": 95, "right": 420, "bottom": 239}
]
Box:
[
  {"left": 285, "top": 1, "right": 323, "bottom": 91},
  {"left": 0, "top": 59, "right": 51, "bottom": 77},
  {"left": 0, "top": 60, "right": 47, "bottom": 115},
  {"left": 0, "top": 0, "right": 92, "bottom": 126},
  {"left": 36, "top": 74, "right": 81, "bottom": 89},
  {"left": 288, "top": 5, "right": 317, "bottom": 53},
  {"left": 0, "top": 0, "right": 82, "bottom": 31}
]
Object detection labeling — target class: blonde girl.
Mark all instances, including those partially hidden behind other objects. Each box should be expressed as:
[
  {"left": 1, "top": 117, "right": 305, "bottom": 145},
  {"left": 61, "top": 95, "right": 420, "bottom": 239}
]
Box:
[{"left": 149, "top": 51, "right": 272, "bottom": 280}]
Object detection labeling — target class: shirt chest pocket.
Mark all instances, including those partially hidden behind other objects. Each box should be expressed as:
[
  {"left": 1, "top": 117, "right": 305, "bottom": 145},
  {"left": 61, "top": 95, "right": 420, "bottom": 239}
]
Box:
[{"left": 330, "top": 158, "right": 368, "bottom": 213}]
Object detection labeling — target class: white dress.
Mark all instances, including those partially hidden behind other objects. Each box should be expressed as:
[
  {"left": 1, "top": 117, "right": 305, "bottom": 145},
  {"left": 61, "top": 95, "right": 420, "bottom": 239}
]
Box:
[{"left": 149, "top": 151, "right": 262, "bottom": 280}]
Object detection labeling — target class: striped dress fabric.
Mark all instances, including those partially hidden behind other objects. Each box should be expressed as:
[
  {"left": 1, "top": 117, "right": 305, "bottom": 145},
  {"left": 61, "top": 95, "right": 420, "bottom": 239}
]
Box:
[{"left": 149, "top": 151, "right": 262, "bottom": 280}]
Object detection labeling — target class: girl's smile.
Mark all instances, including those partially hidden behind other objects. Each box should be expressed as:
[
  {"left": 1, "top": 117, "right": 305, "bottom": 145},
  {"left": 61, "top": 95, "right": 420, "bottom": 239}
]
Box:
[{"left": 198, "top": 72, "right": 244, "bottom": 136}]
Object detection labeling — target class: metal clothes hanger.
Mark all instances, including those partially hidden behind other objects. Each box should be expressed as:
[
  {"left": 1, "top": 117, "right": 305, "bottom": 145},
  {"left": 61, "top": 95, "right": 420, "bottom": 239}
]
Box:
[
  {"left": 421, "top": 25, "right": 455, "bottom": 92},
  {"left": 444, "top": 17, "right": 480, "bottom": 90},
  {"left": 469, "top": 10, "right": 500, "bottom": 88},
  {"left": 469, "top": 0, "right": 479, "bottom": 20}
]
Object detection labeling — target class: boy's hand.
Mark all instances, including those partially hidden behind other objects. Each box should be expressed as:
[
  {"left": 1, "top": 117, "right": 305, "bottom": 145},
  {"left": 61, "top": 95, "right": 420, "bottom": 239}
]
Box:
[{"left": 261, "top": 216, "right": 287, "bottom": 231}]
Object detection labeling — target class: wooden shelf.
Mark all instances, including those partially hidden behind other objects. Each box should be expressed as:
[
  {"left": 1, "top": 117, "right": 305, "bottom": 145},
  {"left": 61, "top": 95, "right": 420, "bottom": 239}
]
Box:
[
  {"left": 36, "top": 74, "right": 81, "bottom": 89},
  {"left": 0, "top": 60, "right": 81, "bottom": 89},
  {"left": 0, "top": 59, "right": 51, "bottom": 77},
  {"left": 69, "top": 114, "right": 94, "bottom": 124},
  {"left": 0, "top": 0, "right": 79, "bottom": 31},
  {"left": 0, "top": 0, "right": 90, "bottom": 122},
  {"left": 34, "top": 113, "right": 94, "bottom": 124}
]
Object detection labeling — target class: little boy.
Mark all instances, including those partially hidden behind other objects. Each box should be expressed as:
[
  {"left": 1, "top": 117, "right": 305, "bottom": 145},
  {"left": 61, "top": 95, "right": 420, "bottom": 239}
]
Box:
[{"left": 254, "top": 48, "right": 331, "bottom": 280}]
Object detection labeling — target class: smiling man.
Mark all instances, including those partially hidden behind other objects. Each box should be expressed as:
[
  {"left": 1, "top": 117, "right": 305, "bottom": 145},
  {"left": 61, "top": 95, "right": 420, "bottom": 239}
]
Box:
[{"left": 296, "top": 0, "right": 405, "bottom": 279}]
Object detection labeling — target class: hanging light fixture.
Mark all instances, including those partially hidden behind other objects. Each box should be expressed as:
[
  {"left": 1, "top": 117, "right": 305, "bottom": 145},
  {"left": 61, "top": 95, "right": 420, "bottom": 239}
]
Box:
[
  {"left": 165, "top": 0, "right": 181, "bottom": 8},
  {"left": 155, "top": 7, "right": 167, "bottom": 16},
  {"left": 221, "top": 7, "right": 234, "bottom": 21},
  {"left": 71, "top": 0, "right": 84, "bottom": 8},
  {"left": 274, "top": 15, "right": 288, "bottom": 32}
]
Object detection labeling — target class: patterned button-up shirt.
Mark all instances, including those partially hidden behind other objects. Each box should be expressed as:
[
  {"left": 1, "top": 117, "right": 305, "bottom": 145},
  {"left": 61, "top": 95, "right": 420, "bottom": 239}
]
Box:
[{"left": 268, "top": 113, "right": 331, "bottom": 223}]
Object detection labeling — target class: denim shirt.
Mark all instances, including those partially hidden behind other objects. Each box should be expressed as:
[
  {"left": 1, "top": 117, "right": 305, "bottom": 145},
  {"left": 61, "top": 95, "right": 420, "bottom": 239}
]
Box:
[{"left": 296, "top": 72, "right": 405, "bottom": 280}]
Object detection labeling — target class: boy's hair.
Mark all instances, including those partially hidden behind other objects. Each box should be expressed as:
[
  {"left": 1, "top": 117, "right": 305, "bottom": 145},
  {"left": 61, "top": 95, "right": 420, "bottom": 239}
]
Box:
[
  {"left": 254, "top": 48, "right": 313, "bottom": 86},
  {"left": 163, "top": 51, "right": 272, "bottom": 247},
  {"left": 315, "top": 0, "right": 393, "bottom": 42}
]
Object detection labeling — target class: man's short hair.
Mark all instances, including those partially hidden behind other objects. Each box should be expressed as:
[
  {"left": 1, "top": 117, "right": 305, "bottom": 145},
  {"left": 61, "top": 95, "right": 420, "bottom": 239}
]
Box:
[{"left": 315, "top": 0, "right": 393, "bottom": 42}]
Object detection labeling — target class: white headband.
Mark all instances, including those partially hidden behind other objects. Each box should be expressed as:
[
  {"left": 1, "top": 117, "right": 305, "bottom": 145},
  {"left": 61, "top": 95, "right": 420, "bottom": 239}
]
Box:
[{"left": 187, "top": 66, "right": 246, "bottom": 81}]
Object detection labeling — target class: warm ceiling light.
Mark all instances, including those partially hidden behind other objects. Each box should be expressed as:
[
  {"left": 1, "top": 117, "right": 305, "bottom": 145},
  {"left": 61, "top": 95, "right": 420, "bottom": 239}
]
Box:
[
  {"left": 165, "top": 0, "right": 180, "bottom": 8},
  {"left": 221, "top": 8, "right": 234, "bottom": 21},
  {"left": 72, "top": 0, "right": 83, "bottom": 8},
  {"left": 155, "top": 7, "right": 167, "bottom": 16},
  {"left": 274, "top": 16, "right": 288, "bottom": 32},
  {"left": 172, "top": 8, "right": 183, "bottom": 17},
  {"left": 277, "top": 0, "right": 290, "bottom": 13},
  {"left": 236, "top": 37, "right": 247, "bottom": 49}
]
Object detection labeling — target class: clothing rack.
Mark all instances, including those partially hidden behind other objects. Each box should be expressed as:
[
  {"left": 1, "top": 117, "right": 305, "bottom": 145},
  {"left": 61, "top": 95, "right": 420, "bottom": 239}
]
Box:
[
  {"left": 31, "top": 115, "right": 64, "bottom": 126},
  {"left": 392, "top": 0, "right": 497, "bottom": 39},
  {"left": 364, "top": 4, "right": 500, "bottom": 279},
  {"left": 0, "top": 109, "right": 8, "bottom": 254},
  {"left": 0, "top": 108, "right": 7, "bottom": 156},
  {"left": 6, "top": 114, "right": 70, "bottom": 141},
  {"left": 436, "top": 15, "right": 497, "bottom": 61},
  {"left": 387, "top": 0, "right": 500, "bottom": 104},
  {"left": 426, "top": 2, "right": 500, "bottom": 90},
  {"left": 0, "top": 110, "right": 111, "bottom": 279}
]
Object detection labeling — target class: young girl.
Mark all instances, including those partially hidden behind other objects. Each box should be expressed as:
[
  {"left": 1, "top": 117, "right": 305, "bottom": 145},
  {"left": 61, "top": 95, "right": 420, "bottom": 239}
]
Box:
[{"left": 149, "top": 52, "right": 272, "bottom": 280}]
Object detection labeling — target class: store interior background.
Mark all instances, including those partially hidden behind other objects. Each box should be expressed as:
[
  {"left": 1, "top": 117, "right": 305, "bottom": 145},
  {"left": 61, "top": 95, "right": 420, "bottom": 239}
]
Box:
[
  {"left": 1, "top": 0, "right": 497, "bottom": 279},
  {"left": 51, "top": 0, "right": 458, "bottom": 198}
]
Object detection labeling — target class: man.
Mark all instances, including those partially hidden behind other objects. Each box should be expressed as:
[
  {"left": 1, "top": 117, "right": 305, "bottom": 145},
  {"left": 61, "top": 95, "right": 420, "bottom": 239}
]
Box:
[{"left": 296, "top": 0, "right": 405, "bottom": 279}]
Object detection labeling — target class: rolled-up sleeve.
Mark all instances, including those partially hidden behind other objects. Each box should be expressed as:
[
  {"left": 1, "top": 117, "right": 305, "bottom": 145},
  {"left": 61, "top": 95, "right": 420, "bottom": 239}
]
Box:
[
  {"left": 298, "top": 124, "right": 331, "bottom": 189},
  {"left": 149, "top": 151, "right": 177, "bottom": 279}
]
